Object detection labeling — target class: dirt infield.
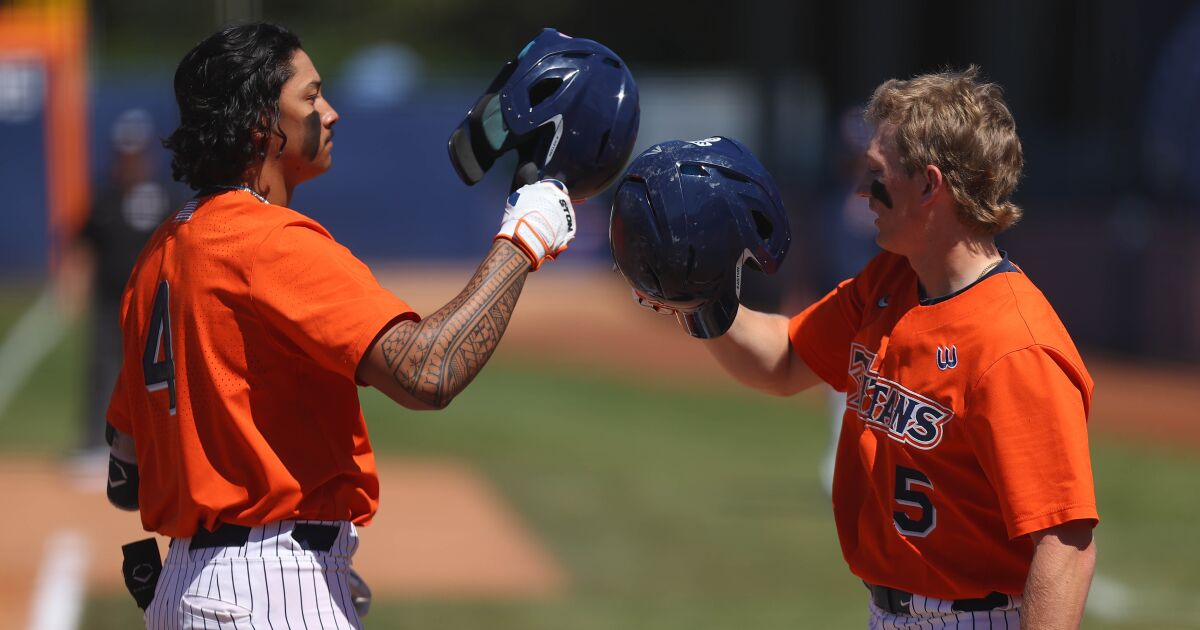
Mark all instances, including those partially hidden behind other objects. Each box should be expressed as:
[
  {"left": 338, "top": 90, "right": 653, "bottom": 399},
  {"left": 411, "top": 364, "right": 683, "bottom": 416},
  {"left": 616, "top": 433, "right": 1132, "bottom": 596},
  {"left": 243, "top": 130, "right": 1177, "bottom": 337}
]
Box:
[
  {"left": 358, "top": 458, "right": 564, "bottom": 597},
  {"left": 0, "top": 456, "right": 563, "bottom": 628},
  {"left": 375, "top": 262, "right": 1200, "bottom": 447}
]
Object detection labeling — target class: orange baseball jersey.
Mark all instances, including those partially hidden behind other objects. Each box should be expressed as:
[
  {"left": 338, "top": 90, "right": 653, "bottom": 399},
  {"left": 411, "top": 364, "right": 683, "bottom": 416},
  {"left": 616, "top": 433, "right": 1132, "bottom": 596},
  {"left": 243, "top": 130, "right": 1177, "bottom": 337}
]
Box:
[
  {"left": 789, "top": 251, "right": 1097, "bottom": 600},
  {"left": 106, "top": 189, "right": 415, "bottom": 538}
]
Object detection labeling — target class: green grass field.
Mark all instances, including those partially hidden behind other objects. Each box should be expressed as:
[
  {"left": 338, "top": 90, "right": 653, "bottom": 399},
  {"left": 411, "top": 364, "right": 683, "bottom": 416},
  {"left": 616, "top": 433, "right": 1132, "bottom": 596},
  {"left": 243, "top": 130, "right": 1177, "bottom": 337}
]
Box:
[{"left": 1, "top": 286, "right": 1197, "bottom": 629}]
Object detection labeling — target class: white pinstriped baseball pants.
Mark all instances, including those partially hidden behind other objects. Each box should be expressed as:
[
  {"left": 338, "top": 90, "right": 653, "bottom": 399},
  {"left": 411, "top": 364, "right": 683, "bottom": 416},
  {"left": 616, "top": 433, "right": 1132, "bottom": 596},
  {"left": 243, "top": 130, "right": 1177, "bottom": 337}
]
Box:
[
  {"left": 868, "top": 593, "right": 1024, "bottom": 629},
  {"left": 145, "top": 520, "right": 363, "bottom": 630}
]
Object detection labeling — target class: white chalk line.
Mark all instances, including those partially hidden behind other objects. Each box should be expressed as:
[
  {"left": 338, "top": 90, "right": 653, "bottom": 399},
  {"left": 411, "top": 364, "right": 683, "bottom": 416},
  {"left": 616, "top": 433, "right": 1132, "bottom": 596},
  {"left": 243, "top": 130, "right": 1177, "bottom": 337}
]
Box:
[
  {"left": 27, "top": 529, "right": 89, "bottom": 630},
  {"left": 0, "top": 287, "right": 68, "bottom": 421}
]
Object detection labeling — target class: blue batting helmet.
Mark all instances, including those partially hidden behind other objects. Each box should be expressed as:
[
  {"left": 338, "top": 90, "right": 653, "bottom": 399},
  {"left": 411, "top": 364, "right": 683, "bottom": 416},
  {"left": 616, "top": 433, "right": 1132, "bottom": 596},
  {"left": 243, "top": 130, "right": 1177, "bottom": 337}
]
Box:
[
  {"left": 448, "top": 28, "right": 640, "bottom": 200},
  {"left": 610, "top": 137, "right": 791, "bottom": 338}
]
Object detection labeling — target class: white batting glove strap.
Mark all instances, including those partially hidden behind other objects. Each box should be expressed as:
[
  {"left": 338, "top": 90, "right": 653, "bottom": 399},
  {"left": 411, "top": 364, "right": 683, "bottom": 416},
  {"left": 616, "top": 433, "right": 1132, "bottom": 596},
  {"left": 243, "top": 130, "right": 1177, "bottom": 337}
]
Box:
[{"left": 496, "top": 179, "right": 576, "bottom": 271}]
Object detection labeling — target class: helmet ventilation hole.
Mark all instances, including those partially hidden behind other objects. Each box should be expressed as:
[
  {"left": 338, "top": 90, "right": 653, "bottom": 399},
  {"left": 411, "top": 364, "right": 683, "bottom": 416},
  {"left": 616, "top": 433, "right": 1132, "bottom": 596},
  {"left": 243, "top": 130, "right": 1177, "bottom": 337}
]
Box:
[
  {"left": 529, "top": 77, "right": 564, "bottom": 106},
  {"left": 751, "top": 209, "right": 773, "bottom": 240},
  {"left": 720, "top": 168, "right": 752, "bottom": 183},
  {"left": 680, "top": 164, "right": 709, "bottom": 177}
]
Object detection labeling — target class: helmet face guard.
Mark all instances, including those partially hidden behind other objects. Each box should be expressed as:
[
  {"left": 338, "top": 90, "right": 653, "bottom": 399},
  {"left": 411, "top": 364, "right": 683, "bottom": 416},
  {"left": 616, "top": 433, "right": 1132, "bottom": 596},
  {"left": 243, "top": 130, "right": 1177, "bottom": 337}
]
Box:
[
  {"left": 448, "top": 28, "right": 640, "bottom": 200},
  {"left": 610, "top": 137, "right": 792, "bottom": 338}
]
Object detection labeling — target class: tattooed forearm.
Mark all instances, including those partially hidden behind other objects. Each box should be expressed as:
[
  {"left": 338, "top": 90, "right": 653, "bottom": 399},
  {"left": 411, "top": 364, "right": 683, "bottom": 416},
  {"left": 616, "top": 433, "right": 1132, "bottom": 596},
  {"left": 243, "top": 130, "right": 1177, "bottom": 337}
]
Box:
[{"left": 379, "top": 240, "right": 530, "bottom": 408}]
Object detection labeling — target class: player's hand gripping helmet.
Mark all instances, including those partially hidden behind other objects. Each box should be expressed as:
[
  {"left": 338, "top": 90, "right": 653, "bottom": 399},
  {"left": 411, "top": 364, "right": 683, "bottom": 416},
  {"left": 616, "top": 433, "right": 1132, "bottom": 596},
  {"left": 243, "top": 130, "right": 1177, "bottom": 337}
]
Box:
[
  {"left": 448, "top": 28, "right": 640, "bottom": 200},
  {"left": 610, "top": 137, "right": 791, "bottom": 338}
]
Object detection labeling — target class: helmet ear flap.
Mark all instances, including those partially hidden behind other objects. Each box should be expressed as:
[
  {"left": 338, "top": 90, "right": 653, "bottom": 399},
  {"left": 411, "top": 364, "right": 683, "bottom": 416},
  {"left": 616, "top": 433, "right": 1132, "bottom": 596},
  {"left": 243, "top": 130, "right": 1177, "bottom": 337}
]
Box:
[
  {"left": 448, "top": 124, "right": 485, "bottom": 185},
  {"left": 678, "top": 285, "right": 740, "bottom": 338},
  {"left": 448, "top": 92, "right": 510, "bottom": 185}
]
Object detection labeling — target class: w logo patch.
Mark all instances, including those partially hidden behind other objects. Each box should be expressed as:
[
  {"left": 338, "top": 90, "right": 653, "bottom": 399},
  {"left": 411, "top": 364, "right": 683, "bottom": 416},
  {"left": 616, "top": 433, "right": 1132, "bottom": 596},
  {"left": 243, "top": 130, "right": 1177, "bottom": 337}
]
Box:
[{"left": 936, "top": 345, "right": 958, "bottom": 371}]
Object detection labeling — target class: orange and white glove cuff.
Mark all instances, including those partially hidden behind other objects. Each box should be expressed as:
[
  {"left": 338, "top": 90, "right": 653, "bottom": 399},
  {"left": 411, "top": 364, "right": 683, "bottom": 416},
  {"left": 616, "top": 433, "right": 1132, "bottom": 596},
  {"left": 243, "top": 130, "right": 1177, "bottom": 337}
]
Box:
[{"left": 496, "top": 179, "right": 577, "bottom": 271}]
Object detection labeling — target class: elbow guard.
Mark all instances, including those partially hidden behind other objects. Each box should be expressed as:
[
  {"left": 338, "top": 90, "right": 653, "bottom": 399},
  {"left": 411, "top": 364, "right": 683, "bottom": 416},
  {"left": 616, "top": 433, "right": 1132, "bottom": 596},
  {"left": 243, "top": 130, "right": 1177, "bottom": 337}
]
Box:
[
  {"left": 106, "top": 423, "right": 140, "bottom": 511},
  {"left": 107, "top": 455, "right": 140, "bottom": 511}
]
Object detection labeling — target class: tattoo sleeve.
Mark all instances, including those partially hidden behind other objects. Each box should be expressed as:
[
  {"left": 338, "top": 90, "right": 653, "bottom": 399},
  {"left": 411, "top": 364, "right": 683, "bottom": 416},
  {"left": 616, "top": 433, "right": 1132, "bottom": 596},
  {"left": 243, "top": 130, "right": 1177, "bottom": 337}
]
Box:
[{"left": 379, "top": 240, "right": 530, "bottom": 408}]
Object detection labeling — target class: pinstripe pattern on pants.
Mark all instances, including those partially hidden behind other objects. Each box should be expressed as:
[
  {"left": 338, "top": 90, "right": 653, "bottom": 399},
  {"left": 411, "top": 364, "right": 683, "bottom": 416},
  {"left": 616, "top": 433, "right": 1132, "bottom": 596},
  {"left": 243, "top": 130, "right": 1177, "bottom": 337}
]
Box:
[
  {"left": 144, "top": 520, "right": 363, "bottom": 630},
  {"left": 867, "top": 592, "right": 1024, "bottom": 629}
]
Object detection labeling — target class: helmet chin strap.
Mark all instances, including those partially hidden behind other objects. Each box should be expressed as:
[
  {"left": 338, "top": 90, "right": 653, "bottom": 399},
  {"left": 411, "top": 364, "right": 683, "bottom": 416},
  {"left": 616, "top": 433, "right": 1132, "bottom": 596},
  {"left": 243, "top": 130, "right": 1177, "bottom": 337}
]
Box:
[{"left": 679, "top": 290, "right": 741, "bottom": 339}]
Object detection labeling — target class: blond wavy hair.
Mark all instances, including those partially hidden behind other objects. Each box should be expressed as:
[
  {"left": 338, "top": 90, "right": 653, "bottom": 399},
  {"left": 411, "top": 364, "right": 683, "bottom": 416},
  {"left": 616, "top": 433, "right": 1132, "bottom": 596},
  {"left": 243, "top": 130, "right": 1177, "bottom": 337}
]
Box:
[{"left": 865, "top": 66, "right": 1024, "bottom": 234}]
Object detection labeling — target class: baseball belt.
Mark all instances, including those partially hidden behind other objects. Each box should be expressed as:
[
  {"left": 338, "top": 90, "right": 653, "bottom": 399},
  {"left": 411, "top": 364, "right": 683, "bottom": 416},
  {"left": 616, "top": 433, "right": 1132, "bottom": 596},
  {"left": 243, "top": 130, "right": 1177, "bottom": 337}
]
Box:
[
  {"left": 189, "top": 522, "right": 341, "bottom": 552},
  {"left": 865, "top": 582, "right": 1011, "bottom": 615}
]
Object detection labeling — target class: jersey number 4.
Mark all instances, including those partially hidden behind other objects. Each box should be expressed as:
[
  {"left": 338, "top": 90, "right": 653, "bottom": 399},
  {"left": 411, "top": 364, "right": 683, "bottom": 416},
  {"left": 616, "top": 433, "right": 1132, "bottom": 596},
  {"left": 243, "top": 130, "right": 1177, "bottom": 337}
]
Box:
[
  {"left": 143, "top": 280, "right": 177, "bottom": 415},
  {"left": 893, "top": 466, "right": 935, "bottom": 537}
]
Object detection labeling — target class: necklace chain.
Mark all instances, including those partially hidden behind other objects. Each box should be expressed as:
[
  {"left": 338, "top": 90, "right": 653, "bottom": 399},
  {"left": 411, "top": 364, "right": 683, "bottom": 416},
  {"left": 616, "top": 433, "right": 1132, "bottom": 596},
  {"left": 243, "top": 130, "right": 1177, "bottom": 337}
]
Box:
[
  {"left": 210, "top": 185, "right": 269, "bottom": 204},
  {"left": 976, "top": 258, "right": 1002, "bottom": 282}
]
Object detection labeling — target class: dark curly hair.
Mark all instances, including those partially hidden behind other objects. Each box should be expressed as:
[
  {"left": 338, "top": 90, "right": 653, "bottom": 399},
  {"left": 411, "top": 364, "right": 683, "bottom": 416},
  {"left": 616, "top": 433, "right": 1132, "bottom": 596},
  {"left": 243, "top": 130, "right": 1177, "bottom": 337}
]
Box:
[{"left": 163, "top": 23, "right": 302, "bottom": 190}]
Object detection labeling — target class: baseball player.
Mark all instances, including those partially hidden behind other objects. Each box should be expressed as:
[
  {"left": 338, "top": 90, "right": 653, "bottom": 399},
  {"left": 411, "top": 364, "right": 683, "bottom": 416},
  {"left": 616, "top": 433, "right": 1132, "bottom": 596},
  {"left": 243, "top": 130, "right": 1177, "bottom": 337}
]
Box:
[
  {"left": 104, "top": 23, "right": 581, "bottom": 628},
  {"left": 613, "top": 68, "right": 1097, "bottom": 628}
]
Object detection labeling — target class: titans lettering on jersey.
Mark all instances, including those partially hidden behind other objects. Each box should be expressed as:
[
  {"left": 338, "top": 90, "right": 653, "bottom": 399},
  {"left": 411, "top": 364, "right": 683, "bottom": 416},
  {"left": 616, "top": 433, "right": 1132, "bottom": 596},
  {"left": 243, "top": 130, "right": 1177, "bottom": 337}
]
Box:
[{"left": 846, "top": 343, "right": 954, "bottom": 450}]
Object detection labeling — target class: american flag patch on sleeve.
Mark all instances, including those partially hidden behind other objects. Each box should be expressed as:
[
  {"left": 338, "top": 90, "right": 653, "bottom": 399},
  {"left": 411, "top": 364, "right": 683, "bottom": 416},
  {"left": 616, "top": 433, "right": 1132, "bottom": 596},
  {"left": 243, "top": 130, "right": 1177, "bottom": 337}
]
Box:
[{"left": 174, "top": 199, "right": 199, "bottom": 223}]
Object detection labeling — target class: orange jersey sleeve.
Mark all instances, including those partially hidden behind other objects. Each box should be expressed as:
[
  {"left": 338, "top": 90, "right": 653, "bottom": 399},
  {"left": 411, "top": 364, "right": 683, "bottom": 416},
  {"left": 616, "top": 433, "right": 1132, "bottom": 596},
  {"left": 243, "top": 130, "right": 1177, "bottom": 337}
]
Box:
[
  {"left": 964, "top": 345, "right": 1097, "bottom": 538},
  {"left": 105, "top": 297, "right": 132, "bottom": 433},
  {"left": 105, "top": 375, "right": 132, "bottom": 433},
  {"left": 251, "top": 220, "right": 413, "bottom": 381},
  {"left": 789, "top": 253, "right": 887, "bottom": 390},
  {"left": 105, "top": 255, "right": 145, "bottom": 435}
]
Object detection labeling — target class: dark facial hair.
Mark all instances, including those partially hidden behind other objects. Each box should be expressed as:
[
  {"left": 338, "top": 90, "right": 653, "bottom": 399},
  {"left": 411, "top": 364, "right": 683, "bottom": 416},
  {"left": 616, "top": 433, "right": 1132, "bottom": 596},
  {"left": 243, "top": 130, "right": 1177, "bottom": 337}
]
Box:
[
  {"left": 301, "top": 111, "right": 321, "bottom": 161},
  {"left": 870, "top": 179, "right": 893, "bottom": 209}
]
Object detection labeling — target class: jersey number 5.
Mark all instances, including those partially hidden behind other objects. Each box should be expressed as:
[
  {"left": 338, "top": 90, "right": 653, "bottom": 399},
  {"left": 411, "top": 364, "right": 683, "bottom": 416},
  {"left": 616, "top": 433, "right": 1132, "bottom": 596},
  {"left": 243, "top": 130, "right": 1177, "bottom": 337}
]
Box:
[
  {"left": 143, "top": 280, "right": 177, "bottom": 415},
  {"left": 893, "top": 466, "right": 935, "bottom": 537}
]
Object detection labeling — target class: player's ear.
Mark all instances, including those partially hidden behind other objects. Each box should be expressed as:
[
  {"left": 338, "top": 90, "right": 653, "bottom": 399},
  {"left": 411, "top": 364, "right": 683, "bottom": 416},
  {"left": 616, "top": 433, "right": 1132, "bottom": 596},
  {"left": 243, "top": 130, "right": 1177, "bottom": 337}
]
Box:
[
  {"left": 920, "top": 164, "right": 943, "bottom": 203},
  {"left": 250, "top": 126, "right": 268, "bottom": 160},
  {"left": 251, "top": 112, "right": 279, "bottom": 159}
]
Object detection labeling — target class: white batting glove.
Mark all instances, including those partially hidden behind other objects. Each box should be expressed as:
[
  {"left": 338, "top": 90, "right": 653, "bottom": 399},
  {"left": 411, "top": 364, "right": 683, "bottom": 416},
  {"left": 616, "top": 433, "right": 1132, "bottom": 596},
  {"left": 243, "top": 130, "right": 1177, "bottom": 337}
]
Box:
[{"left": 495, "top": 179, "right": 576, "bottom": 271}]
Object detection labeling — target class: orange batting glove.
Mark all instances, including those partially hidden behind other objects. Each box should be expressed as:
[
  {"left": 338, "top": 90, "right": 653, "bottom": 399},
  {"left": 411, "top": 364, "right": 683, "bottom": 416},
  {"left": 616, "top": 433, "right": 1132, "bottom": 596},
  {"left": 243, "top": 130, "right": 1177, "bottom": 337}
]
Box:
[{"left": 495, "top": 179, "right": 577, "bottom": 271}]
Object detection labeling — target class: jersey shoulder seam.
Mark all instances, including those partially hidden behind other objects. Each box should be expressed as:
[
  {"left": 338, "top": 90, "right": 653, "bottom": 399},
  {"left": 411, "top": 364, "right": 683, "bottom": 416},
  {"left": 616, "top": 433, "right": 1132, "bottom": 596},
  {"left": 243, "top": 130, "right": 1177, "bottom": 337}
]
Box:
[{"left": 965, "top": 341, "right": 1083, "bottom": 411}]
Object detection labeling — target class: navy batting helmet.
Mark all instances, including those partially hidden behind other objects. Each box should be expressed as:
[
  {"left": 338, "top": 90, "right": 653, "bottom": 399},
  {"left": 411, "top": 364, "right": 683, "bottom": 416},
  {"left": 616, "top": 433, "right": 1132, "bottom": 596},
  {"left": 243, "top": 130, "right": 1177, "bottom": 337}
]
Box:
[
  {"left": 448, "top": 28, "right": 640, "bottom": 200},
  {"left": 610, "top": 137, "right": 791, "bottom": 338}
]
